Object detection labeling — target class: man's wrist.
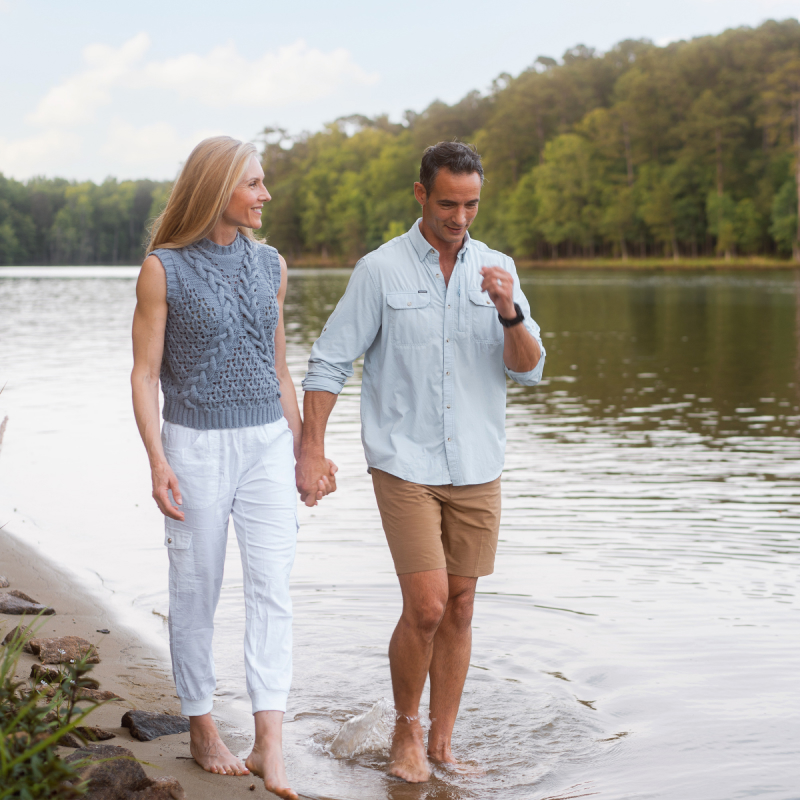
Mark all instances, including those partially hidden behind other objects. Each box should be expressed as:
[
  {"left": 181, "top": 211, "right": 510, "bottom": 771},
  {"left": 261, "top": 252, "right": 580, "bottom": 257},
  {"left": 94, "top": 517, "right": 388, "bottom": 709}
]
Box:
[{"left": 498, "top": 302, "right": 525, "bottom": 327}]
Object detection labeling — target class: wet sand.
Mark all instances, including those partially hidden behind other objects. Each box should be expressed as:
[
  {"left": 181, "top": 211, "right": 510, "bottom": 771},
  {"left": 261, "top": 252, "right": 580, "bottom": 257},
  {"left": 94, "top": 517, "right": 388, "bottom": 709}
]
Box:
[{"left": 0, "top": 524, "right": 292, "bottom": 800}]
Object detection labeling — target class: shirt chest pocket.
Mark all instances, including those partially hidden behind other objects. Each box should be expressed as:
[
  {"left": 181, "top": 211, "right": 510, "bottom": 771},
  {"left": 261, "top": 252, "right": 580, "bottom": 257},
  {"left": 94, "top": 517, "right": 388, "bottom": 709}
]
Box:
[
  {"left": 386, "top": 291, "right": 434, "bottom": 347},
  {"left": 468, "top": 290, "right": 504, "bottom": 344}
]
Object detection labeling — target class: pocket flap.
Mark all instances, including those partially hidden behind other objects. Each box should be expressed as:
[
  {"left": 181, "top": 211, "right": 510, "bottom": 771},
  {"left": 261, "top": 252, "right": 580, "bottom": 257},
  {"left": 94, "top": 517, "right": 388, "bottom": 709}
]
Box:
[
  {"left": 164, "top": 524, "right": 191, "bottom": 550},
  {"left": 386, "top": 291, "right": 431, "bottom": 310},
  {"left": 468, "top": 289, "right": 496, "bottom": 309}
]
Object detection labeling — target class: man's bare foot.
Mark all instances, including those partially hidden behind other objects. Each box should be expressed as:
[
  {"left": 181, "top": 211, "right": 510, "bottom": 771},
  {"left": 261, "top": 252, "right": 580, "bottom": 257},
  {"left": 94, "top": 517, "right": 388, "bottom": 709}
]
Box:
[
  {"left": 245, "top": 744, "right": 298, "bottom": 799},
  {"left": 388, "top": 719, "right": 431, "bottom": 783},
  {"left": 189, "top": 715, "right": 249, "bottom": 776}
]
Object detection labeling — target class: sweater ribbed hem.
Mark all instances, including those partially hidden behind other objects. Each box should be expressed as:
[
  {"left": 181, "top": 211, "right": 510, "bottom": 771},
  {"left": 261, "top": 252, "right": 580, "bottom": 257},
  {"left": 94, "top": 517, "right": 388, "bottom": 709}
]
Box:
[{"left": 162, "top": 398, "right": 284, "bottom": 430}]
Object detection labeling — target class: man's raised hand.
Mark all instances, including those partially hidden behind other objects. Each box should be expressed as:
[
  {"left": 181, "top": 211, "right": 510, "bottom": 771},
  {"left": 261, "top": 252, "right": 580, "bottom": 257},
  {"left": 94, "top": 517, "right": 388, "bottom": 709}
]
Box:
[{"left": 479, "top": 266, "right": 516, "bottom": 319}]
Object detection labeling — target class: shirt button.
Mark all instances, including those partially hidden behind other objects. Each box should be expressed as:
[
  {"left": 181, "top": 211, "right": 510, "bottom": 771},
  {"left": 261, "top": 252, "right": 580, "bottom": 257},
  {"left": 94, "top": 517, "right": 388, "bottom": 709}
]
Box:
[
  {"left": 407, "top": 301, "right": 412, "bottom": 306},
  {"left": 447, "top": 304, "right": 451, "bottom": 308},
  {"left": 446, "top": 339, "right": 449, "bottom": 343},
  {"left": 447, "top": 437, "right": 451, "bottom": 441},
  {"left": 447, "top": 404, "right": 451, "bottom": 409},
  {"left": 446, "top": 371, "right": 450, "bottom": 375},
  {"left": 167, "top": 538, "right": 172, "bottom": 543},
  {"left": 486, "top": 300, "right": 491, "bottom": 305}
]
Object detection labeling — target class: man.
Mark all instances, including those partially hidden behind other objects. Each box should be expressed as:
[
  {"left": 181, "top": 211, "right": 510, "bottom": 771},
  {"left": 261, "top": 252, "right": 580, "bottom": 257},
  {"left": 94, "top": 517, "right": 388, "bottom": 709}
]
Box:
[{"left": 296, "top": 141, "right": 545, "bottom": 783}]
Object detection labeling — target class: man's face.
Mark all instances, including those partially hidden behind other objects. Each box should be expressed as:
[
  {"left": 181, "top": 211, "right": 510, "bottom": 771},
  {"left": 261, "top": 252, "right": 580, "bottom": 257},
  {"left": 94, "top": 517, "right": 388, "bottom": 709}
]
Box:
[{"left": 414, "top": 168, "right": 482, "bottom": 247}]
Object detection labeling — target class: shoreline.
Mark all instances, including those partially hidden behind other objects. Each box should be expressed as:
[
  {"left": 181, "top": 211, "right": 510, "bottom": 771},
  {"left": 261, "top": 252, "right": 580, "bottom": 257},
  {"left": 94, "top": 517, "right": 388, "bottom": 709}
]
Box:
[
  {"left": 1, "top": 258, "right": 799, "bottom": 272},
  {"left": 0, "top": 524, "right": 286, "bottom": 799}
]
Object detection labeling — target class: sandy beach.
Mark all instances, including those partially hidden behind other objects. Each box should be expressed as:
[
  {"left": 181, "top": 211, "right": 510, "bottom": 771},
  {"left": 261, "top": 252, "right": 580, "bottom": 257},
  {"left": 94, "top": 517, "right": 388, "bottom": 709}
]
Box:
[{"left": 0, "top": 524, "right": 291, "bottom": 800}]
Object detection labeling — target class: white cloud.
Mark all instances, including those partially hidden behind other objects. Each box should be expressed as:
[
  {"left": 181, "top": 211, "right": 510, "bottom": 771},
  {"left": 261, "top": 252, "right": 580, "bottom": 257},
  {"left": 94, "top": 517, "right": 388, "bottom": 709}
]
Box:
[
  {"left": 27, "top": 33, "right": 150, "bottom": 127},
  {"left": 0, "top": 130, "right": 80, "bottom": 179},
  {"left": 25, "top": 33, "right": 378, "bottom": 130},
  {"left": 103, "top": 119, "right": 225, "bottom": 176},
  {"left": 137, "top": 39, "right": 379, "bottom": 108},
  {"left": 2, "top": 33, "right": 378, "bottom": 180}
]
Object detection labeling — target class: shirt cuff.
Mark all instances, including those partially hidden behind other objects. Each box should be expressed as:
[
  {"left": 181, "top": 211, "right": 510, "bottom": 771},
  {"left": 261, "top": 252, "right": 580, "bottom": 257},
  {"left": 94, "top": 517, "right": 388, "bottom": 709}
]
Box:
[
  {"left": 301, "top": 375, "right": 345, "bottom": 395},
  {"left": 505, "top": 353, "right": 546, "bottom": 386}
]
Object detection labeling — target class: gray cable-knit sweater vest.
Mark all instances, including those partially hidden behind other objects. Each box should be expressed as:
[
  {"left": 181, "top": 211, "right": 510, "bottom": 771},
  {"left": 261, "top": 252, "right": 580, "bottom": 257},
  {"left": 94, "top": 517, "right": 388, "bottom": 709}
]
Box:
[{"left": 153, "top": 234, "right": 283, "bottom": 430}]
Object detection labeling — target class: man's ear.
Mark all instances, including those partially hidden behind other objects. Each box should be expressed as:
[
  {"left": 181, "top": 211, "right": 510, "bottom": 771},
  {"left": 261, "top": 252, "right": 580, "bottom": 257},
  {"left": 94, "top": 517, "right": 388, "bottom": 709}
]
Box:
[{"left": 413, "top": 182, "right": 427, "bottom": 207}]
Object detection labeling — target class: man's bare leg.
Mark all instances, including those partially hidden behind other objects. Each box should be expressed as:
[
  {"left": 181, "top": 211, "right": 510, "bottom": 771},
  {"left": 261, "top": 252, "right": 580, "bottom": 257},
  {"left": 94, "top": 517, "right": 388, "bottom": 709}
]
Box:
[
  {"left": 245, "top": 711, "right": 298, "bottom": 799},
  {"left": 388, "top": 569, "right": 449, "bottom": 783},
  {"left": 427, "top": 575, "right": 477, "bottom": 764},
  {"left": 189, "top": 714, "right": 249, "bottom": 775}
]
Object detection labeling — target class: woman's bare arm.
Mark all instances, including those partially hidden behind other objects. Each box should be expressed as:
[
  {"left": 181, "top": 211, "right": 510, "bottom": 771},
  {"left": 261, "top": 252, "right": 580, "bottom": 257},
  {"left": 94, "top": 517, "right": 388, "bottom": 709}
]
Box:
[{"left": 131, "top": 255, "right": 184, "bottom": 520}]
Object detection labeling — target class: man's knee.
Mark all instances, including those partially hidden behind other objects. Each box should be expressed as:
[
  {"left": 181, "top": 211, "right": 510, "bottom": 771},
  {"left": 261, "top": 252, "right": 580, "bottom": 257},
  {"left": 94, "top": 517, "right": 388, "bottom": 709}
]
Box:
[
  {"left": 405, "top": 597, "right": 447, "bottom": 639},
  {"left": 446, "top": 587, "right": 475, "bottom": 629}
]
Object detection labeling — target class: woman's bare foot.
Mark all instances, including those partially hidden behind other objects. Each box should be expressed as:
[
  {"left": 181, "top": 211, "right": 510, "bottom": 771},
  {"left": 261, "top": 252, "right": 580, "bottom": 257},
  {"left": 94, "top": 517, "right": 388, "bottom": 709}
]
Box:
[
  {"left": 245, "top": 745, "right": 298, "bottom": 799},
  {"left": 246, "top": 709, "right": 298, "bottom": 799},
  {"left": 189, "top": 714, "right": 249, "bottom": 776},
  {"left": 388, "top": 718, "right": 431, "bottom": 783}
]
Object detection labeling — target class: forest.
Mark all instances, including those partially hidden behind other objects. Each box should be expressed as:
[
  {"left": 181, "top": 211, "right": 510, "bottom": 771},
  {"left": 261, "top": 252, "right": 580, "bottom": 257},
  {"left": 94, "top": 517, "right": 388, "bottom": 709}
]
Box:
[{"left": 2, "top": 18, "right": 800, "bottom": 265}]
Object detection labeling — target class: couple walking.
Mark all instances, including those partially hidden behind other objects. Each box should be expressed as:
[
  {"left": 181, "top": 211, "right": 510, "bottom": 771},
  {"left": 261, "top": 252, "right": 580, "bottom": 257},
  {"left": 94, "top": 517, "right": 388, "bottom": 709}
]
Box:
[{"left": 131, "top": 136, "right": 545, "bottom": 797}]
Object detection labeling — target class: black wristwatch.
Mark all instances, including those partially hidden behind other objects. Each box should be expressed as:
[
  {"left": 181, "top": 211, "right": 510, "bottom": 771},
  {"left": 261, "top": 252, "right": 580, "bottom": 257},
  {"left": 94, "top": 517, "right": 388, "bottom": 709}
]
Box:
[{"left": 498, "top": 302, "right": 525, "bottom": 328}]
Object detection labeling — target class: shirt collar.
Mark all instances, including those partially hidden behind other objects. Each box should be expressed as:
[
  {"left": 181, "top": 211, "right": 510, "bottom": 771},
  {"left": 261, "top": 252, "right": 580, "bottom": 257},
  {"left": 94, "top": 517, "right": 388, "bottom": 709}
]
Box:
[{"left": 407, "top": 219, "right": 472, "bottom": 263}]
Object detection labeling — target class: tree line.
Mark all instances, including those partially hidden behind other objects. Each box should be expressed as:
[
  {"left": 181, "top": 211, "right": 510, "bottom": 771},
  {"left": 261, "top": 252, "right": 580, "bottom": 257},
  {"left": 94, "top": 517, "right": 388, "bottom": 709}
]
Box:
[
  {"left": 0, "top": 176, "right": 170, "bottom": 265},
  {"left": 2, "top": 19, "right": 800, "bottom": 265}
]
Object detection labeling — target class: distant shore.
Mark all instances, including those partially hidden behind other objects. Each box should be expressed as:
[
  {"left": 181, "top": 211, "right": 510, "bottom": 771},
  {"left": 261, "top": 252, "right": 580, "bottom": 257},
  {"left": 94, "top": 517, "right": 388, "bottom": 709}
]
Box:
[
  {"left": 0, "top": 525, "right": 281, "bottom": 799},
  {"left": 3, "top": 257, "right": 798, "bottom": 272}
]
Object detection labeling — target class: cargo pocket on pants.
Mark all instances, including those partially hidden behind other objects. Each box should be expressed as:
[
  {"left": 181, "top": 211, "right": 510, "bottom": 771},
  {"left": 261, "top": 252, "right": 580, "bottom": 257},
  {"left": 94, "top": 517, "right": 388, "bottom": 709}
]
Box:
[{"left": 164, "top": 520, "right": 192, "bottom": 550}]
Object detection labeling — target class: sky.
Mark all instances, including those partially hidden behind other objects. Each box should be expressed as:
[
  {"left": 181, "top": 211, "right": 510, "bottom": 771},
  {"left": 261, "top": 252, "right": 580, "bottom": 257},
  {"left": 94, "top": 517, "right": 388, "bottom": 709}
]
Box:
[{"left": 1, "top": 0, "right": 799, "bottom": 183}]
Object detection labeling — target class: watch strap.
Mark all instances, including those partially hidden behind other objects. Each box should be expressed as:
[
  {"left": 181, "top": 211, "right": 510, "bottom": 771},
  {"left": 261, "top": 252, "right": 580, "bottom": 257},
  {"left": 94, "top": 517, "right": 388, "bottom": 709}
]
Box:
[{"left": 498, "top": 302, "right": 525, "bottom": 328}]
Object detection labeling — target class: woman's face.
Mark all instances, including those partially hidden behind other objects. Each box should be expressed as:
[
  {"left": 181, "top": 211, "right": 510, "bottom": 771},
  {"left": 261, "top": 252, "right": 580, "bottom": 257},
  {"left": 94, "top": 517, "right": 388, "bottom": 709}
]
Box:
[{"left": 222, "top": 155, "right": 271, "bottom": 230}]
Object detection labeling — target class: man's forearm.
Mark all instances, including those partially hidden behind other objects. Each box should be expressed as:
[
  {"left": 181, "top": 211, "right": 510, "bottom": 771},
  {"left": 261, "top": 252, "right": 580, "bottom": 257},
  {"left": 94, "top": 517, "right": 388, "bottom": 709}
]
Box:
[
  {"left": 301, "top": 390, "right": 338, "bottom": 456},
  {"left": 502, "top": 324, "right": 542, "bottom": 373}
]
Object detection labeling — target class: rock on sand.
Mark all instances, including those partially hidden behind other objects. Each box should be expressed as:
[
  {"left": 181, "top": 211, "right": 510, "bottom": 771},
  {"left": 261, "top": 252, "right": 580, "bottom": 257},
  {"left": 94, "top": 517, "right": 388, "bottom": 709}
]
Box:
[
  {"left": 65, "top": 744, "right": 186, "bottom": 799},
  {"left": 0, "top": 590, "right": 55, "bottom": 615},
  {"left": 121, "top": 710, "right": 191, "bottom": 742}
]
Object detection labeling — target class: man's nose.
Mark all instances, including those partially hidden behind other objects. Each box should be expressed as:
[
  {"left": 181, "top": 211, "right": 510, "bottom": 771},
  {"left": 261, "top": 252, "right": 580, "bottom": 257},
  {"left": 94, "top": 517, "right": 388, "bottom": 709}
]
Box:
[{"left": 454, "top": 206, "right": 467, "bottom": 226}]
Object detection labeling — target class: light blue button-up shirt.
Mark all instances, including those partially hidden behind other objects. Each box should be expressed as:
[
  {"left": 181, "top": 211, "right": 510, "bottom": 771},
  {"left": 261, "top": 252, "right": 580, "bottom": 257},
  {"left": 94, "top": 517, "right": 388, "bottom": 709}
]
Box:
[{"left": 302, "top": 220, "right": 546, "bottom": 486}]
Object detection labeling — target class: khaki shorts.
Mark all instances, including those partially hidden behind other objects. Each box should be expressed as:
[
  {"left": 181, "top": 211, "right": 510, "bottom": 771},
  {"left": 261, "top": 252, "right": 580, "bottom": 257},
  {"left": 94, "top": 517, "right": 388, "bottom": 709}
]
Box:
[{"left": 371, "top": 468, "right": 501, "bottom": 577}]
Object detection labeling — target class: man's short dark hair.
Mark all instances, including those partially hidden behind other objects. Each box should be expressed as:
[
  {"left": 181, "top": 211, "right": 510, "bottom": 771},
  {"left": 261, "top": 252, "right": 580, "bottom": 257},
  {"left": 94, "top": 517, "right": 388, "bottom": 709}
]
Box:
[{"left": 419, "top": 141, "right": 484, "bottom": 196}]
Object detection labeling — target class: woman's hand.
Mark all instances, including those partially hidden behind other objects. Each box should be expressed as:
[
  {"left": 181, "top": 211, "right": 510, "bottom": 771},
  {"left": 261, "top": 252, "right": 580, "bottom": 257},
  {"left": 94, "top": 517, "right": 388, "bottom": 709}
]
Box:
[{"left": 151, "top": 458, "right": 185, "bottom": 521}]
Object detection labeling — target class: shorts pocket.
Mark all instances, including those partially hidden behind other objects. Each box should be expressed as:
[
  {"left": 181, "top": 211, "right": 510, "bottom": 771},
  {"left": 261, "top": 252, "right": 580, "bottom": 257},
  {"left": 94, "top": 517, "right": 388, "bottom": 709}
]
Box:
[
  {"left": 162, "top": 427, "right": 221, "bottom": 510},
  {"left": 468, "top": 289, "right": 504, "bottom": 345},
  {"left": 386, "top": 291, "right": 434, "bottom": 347}
]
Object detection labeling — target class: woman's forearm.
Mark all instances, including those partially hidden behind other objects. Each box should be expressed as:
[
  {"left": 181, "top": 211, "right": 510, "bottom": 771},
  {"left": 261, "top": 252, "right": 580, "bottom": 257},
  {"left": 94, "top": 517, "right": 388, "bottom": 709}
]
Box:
[
  {"left": 278, "top": 371, "right": 303, "bottom": 460},
  {"left": 132, "top": 371, "right": 166, "bottom": 467}
]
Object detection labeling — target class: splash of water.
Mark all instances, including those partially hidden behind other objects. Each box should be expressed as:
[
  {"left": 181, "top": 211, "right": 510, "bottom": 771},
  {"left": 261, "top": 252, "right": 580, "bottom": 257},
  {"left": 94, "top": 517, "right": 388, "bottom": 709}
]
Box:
[{"left": 328, "top": 698, "right": 396, "bottom": 759}]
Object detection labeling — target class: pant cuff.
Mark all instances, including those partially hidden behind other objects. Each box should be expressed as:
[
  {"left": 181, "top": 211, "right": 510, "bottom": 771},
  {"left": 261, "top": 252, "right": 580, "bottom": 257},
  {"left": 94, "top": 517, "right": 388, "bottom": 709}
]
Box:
[
  {"left": 251, "top": 690, "right": 288, "bottom": 714},
  {"left": 179, "top": 694, "right": 214, "bottom": 717}
]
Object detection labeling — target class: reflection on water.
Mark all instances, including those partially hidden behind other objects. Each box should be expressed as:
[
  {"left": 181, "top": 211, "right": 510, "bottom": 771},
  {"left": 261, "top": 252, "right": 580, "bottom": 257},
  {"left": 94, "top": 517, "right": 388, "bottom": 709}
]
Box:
[{"left": 0, "top": 268, "right": 798, "bottom": 800}]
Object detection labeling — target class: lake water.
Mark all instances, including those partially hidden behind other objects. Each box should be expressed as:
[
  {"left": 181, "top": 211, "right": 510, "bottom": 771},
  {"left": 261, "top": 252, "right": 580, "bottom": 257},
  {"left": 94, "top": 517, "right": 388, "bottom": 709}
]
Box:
[{"left": 0, "top": 267, "right": 798, "bottom": 800}]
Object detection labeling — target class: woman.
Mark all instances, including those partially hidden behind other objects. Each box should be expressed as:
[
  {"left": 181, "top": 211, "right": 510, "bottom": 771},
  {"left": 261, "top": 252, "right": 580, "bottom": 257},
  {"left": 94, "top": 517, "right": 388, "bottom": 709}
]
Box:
[{"left": 132, "top": 136, "right": 321, "bottom": 799}]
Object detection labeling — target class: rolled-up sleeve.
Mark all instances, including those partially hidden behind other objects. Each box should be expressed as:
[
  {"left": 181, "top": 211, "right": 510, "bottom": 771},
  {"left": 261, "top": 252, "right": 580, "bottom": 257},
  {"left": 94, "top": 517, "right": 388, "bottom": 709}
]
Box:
[
  {"left": 503, "top": 260, "right": 546, "bottom": 386},
  {"left": 302, "top": 260, "right": 383, "bottom": 394}
]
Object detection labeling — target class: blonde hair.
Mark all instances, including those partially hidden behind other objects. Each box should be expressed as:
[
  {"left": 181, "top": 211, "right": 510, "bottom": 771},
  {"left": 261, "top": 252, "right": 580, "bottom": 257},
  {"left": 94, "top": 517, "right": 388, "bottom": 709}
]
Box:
[{"left": 147, "top": 136, "right": 259, "bottom": 253}]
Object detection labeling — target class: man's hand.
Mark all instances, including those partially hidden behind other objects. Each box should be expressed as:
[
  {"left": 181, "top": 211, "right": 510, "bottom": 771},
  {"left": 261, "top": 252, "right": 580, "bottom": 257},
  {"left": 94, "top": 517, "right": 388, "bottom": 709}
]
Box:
[
  {"left": 296, "top": 454, "right": 339, "bottom": 507},
  {"left": 479, "top": 266, "right": 516, "bottom": 319},
  {"left": 151, "top": 459, "right": 185, "bottom": 521}
]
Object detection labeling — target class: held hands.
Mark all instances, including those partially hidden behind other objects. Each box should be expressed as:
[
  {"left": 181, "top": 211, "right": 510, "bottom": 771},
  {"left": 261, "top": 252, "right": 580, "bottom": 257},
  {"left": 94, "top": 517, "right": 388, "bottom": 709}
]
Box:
[
  {"left": 151, "top": 459, "right": 185, "bottom": 521},
  {"left": 296, "top": 454, "right": 339, "bottom": 507},
  {"left": 479, "top": 266, "right": 516, "bottom": 320}
]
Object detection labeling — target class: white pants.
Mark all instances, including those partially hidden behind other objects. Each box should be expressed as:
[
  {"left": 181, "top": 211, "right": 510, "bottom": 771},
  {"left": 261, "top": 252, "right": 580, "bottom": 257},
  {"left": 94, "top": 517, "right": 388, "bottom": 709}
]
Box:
[{"left": 162, "top": 417, "right": 297, "bottom": 716}]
